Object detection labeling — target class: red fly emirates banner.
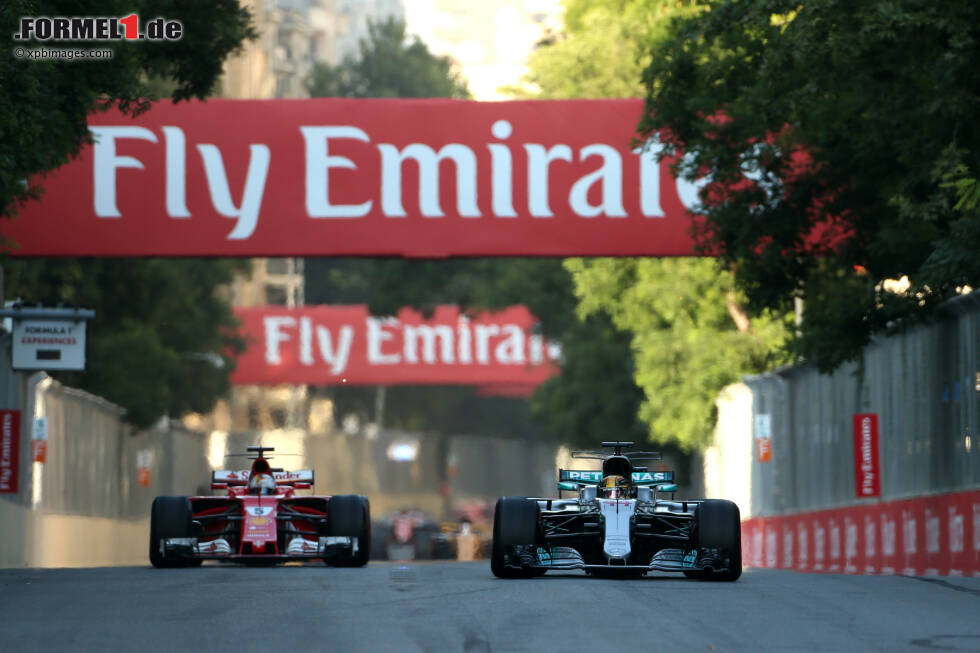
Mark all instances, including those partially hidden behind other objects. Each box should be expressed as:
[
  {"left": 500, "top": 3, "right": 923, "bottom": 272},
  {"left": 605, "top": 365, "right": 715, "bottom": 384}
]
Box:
[
  {"left": 231, "top": 305, "right": 560, "bottom": 388},
  {"left": 6, "top": 99, "right": 702, "bottom": 257}
]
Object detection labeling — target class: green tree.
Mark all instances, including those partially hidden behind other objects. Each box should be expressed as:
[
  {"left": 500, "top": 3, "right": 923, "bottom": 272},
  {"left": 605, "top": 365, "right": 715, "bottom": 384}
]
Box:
[
  {"left": 1, "top": 1, "right": 256, "bottom": 427},
  {"left": 1, "top": 0, "right": 256, "bottom": 218},
  {"left": 640, "top": 0, "right": 980, "bottom": 370},
  {"left": 307, "top": 17, "right": 469, "bottom": 99},
  {"left": 566, "top": 258, "right": 790, "bottom": 449},
  {"left": 512, "top": 0, "right": 700, "bottom": 100},
  {"left": 511, "top": 0, "right": 786, "bottom": 449},
  {"left": 4, "top": 258, "right": 250, "bottom": 427}
]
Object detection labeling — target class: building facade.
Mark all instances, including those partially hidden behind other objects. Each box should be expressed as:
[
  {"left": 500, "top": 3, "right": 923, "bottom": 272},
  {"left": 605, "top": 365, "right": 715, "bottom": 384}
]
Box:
[{"left": 187, "top": 0, "right": 403, "bottom": 434}]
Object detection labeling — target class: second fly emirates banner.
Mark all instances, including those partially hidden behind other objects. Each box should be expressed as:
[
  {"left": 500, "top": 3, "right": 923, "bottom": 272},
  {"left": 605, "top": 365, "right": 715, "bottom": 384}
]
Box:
[{"left": 231, "top": 305, "right": 560, "bottom": 390}]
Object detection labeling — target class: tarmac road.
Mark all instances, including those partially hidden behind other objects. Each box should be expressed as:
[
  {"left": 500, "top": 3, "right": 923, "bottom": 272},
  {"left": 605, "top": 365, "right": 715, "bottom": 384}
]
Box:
[{"left": 1, "top": 562, "right": 979, "bottom": 652}]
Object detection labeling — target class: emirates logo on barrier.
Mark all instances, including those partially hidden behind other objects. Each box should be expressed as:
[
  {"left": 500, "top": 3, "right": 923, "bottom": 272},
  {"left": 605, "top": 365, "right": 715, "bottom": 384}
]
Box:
[
  {"left": 0, "top": 410, "right": 20, "bottom": 493},
  {"left": 853, "top": 413, "right": 880, "bottom": 498}
]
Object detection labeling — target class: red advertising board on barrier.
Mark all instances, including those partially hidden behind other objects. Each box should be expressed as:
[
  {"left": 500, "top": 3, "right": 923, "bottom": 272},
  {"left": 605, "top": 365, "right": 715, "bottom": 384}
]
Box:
[
  {"left": 5, "top": 98, "right": 704, "bottom": 258},
  {"left": 230, "top": 305, "right": 560, "bottom": 388},
  {"left": 853, "top": 413, "right": 881, "bottom": 498},
  {"left": 741, "top": 489, "right": 980, "bottom": 577},
  {"left": 0, "top": 410, "right": 20, "bottom": 494}
]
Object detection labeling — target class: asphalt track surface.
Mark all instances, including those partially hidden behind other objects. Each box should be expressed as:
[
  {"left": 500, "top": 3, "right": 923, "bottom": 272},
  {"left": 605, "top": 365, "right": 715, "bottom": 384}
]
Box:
[{"left": 2, "top": 563, "right": 979, "bottom": 652}]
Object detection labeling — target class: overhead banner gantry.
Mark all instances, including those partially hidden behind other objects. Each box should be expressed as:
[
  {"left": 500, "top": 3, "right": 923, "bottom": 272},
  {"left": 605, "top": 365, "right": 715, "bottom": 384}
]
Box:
[{"left": 6, "top": 98, "right": 704, "bottom": 257}]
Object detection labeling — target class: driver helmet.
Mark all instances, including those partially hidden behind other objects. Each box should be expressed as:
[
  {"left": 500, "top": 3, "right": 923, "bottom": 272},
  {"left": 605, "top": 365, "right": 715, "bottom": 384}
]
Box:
[
  {"left": 599, "top": 474, "right": 631, "bottom": 499},
  {"left": 248, "top": 473, "right": 278, "bottom": 496}
]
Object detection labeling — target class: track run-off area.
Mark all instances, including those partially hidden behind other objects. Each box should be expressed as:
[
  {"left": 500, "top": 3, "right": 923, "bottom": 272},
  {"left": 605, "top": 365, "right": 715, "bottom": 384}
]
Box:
[{"left": 1, "top": 562, "right": 978, "bottom": 652}]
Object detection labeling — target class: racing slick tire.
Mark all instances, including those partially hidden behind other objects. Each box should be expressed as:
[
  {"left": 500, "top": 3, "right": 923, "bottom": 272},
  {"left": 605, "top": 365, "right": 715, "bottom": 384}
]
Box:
[
  {"left": 688, "top": 499, "right": 742, "bottom": 581},
  {"left": 327, "top": 495, "right": 371, "bottom": 567},
  {"left": 149, "top": 496, "right": 201, "bottom": 568},
  {"left": 491, "top": 497, "right": 542, "bottom": 579}
]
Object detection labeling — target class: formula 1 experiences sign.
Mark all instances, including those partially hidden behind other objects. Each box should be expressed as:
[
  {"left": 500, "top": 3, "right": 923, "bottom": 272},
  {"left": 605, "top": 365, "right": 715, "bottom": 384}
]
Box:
[
  {"left": 231, "top": 305, "right": 560, "bottom": 387},
  {"left": 6, "top": 99, "right": 704, "bottom": 257}
]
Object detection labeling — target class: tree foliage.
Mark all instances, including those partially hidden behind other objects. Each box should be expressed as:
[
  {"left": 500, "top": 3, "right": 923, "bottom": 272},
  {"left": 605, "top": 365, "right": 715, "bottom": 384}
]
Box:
[
  {"left": 4, "top": 259, "right": 250, "bottom": 427},
  {"left": 640, "top": 0, "right": 980, "bottom": 370},
  {"left": 566, "top": 258, "right": 790, "bottom": 449},
  {"left": 0, "top": 1, "right": 256, "bottom": 426},
  {"left": 0, "top": 0, "right": 256, "bottom": 218},
  {"left": 513, "top": 0, "right": 700, "bottom": 99},
  {"left": 511, "top": 0, "right": 789, "bottom": 449},
  {"left": 307, "top": 18, "right": 469, "bottom": 99}
]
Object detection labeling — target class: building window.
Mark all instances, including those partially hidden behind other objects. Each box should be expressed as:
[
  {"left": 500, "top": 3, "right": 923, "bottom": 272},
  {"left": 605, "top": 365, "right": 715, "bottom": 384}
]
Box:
[
  {"left": 270, "top": 408, "right": 287, "bottom": 429},
  {"left": 275, "top": 75, "right": 291, "bottom": 98},
  {"left": 266, "top": 258, "right": 291, "bottom": 275},
  {"left": 266, "top": 284, "right": 289, "bottom": 305}
]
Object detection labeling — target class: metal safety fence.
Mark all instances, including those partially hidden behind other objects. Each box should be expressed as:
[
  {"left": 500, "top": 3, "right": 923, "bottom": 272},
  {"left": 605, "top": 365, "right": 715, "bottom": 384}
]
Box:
[{"left": 714, "top": 292, "right": 980, "bottom": 518}]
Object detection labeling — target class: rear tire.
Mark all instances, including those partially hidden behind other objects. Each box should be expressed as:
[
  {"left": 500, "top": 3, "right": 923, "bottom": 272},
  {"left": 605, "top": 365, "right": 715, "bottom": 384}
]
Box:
[
  {"left": 149, "top": 496, "right": 198, "bottom": 568},
  {"left": 490, "top": 497, "right": 541, "bottom": 579},
  {"left": 327, "top": 495, "right": 371, "bottom": 567},
  {"left": 693, "top": 499, "right": 742, "bottom": 581}
]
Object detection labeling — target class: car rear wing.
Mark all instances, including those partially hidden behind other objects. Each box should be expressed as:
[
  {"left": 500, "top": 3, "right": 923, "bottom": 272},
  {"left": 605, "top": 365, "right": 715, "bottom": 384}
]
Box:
[
  {"left": 558, "top": 469, "right": 673, "bottom": 484},
  {"left": 211, "top": 469, "right": 315, "bottom": 486}
]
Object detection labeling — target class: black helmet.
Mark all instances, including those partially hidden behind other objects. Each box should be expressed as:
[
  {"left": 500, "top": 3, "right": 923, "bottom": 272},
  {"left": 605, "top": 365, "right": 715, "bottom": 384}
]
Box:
[{"left": 602, "top": 455, "right": 632, "bottom": 479}]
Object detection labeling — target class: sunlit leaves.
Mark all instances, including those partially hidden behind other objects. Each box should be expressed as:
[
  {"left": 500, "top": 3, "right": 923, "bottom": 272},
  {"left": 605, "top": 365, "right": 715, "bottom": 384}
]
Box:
[{"left": 641, "top": 0, "right": 980, "bottom": 369}]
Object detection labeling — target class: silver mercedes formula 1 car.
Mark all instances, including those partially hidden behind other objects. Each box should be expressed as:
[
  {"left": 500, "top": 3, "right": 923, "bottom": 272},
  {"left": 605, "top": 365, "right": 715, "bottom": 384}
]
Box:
[{"left": 490, "top": 442, "right": 741, "bottom": 580}]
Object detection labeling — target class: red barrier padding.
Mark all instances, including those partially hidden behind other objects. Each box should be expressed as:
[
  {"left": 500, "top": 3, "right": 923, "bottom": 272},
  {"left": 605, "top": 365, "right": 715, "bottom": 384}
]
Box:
[{"left": 741, "top": 489, "right": 980, "bottom": 577}]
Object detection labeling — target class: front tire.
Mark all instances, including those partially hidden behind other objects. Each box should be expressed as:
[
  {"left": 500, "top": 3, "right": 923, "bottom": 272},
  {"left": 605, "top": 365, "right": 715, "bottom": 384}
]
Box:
[
  {"left": 692, "top": 499, "right": 742, "bottom": 581},
  {"left": 327, "top": 495, "right": 371, "bottom": 567},
  {"left": 490, "top": 497, "right": 541, "bottom": 579},
  {"left": 149, "top": 496, "right": 199, "bottom": 568}
]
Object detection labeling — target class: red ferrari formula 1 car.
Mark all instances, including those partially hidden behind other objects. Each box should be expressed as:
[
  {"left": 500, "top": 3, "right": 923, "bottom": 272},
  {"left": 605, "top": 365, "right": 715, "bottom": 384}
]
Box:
[{"left": 149, "top": 446, "right": 370, "bottom": 567}]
